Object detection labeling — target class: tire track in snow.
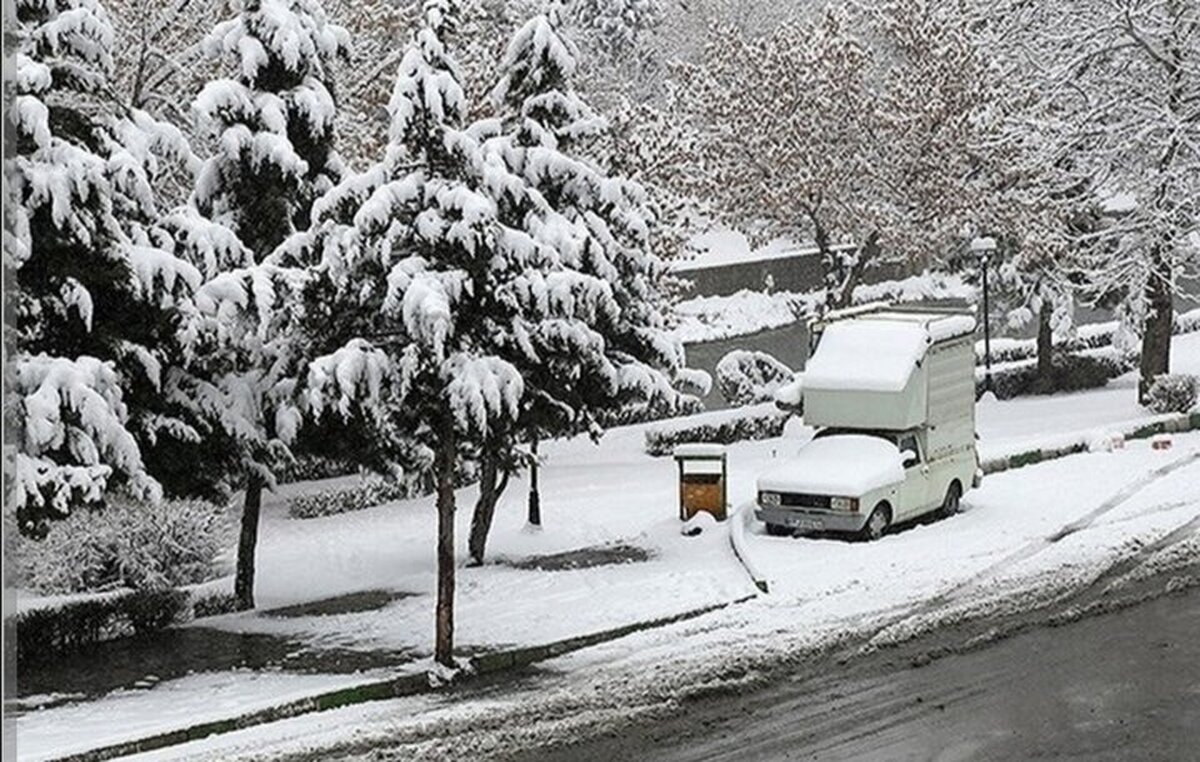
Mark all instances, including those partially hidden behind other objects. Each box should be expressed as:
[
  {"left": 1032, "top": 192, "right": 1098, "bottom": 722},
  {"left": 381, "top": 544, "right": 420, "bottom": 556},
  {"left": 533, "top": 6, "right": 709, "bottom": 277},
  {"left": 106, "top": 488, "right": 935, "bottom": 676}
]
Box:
[
  {"left": 1065, "top": 508, "right": 1200, "bottom": 610},
  {"left": 864, "top": 449, "right": 1200, "bottom": 647}
]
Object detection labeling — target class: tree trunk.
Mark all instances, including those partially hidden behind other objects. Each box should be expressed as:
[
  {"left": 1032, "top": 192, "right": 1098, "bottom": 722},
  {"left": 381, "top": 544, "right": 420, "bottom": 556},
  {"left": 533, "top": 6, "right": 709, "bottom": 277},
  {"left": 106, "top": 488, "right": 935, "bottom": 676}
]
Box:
[
  {"left": 234, "top": 476, "right": 263, "bottom": 611},
  {"left": 1138, "top": 252, "right": 1173, "bottom": 404},
  {"left": 835, "top": 231, "right": 878, "bottom": 310},
  {"left": 811, "top": 216, "right": 838, "bottom": 313},
  {"left": 1036, "top": 297, "right": 1054, "bottom": 383},
  {"left": 434, "top": 431, "right": 457, "bottom": 668},
  {"left": 527, "top": 434, "right": 541, "bottom": 527},
  {"left": 468, "top": 449, "right": 498, "bottom": 566}
]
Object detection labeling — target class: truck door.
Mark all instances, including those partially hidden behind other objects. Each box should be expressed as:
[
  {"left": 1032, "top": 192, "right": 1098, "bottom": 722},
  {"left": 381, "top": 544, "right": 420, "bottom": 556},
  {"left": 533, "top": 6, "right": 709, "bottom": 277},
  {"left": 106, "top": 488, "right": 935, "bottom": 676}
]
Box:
[{"left": 897, "top": 432, "right": 930, "bottom": 519}]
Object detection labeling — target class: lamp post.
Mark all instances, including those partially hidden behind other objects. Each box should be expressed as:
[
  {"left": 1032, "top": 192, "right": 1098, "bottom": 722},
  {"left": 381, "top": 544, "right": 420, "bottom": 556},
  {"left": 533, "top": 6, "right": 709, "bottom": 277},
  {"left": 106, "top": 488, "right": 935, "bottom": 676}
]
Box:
[{"left": 971, "top": 236, "right": 997, "bottom": 394}]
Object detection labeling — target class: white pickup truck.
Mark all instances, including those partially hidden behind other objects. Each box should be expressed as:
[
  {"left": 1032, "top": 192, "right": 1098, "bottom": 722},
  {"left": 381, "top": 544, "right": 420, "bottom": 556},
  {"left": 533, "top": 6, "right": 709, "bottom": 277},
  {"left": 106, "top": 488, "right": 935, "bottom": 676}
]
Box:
[{"left": 756, "top": 305, "right": 981, "bottom": 541}]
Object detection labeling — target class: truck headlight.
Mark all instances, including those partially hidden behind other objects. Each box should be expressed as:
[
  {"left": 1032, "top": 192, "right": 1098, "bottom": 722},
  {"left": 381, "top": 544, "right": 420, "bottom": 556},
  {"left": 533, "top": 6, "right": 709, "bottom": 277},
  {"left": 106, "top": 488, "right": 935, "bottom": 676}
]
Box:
[
  {"left": 759, "top": 491, "right": 781, "bottom": 507},
  {"left": 830, "top": 496, "right": 859, "bottom": 512}
]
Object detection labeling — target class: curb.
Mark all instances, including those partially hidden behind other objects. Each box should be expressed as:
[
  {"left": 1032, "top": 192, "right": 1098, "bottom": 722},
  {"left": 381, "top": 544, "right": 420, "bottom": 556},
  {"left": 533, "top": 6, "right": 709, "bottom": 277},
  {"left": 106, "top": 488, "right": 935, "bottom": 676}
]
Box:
[
  {"left": 53, "top": 595, "right": 756, "bottom": 762},
  {"left": 729, "top": 501, "right": 769, "bottom": 593},
  {"left": 981, "top": 411, "right": 1200, "bottom": 475}
]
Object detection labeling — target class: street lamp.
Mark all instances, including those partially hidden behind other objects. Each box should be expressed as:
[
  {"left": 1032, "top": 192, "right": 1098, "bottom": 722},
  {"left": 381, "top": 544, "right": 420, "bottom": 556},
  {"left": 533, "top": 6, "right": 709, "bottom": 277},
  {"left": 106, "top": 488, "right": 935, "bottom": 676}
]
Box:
[{"left": 970, "top": 236, "right": 997, "bottom": 394}]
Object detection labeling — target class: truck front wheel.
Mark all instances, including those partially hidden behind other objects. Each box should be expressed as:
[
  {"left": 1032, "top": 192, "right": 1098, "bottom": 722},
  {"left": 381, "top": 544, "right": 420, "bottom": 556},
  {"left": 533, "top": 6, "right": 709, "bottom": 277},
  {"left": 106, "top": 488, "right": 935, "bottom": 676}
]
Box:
[
  {"left": 765, "top": 522, "right": 792, "bottom": 537},
  {"left": 860, "top": 504, "right": 890, "bottom": 542}
]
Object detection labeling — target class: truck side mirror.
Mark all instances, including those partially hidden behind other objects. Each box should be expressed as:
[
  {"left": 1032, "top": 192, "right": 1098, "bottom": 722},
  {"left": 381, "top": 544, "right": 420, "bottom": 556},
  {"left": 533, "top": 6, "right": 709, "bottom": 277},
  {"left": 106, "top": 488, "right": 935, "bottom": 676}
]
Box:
[{"left": 901, "top": 450, "right": 918, "bottom": 467}]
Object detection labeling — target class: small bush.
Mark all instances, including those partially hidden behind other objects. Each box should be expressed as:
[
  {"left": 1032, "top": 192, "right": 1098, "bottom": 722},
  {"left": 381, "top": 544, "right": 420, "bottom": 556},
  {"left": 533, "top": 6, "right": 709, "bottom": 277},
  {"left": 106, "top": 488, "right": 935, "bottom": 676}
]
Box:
[
  {"left": 1146, "top": 374, "right": 1198, "bottom": 414},
  {"left": 645, "top": 408, "right": 790, "bottom": 456},
  {"left": 715, "top": 350, "right": 794, "bottom": 407},
  {"left": 10, "top": 495, "right": 232, "bottom": 595}
]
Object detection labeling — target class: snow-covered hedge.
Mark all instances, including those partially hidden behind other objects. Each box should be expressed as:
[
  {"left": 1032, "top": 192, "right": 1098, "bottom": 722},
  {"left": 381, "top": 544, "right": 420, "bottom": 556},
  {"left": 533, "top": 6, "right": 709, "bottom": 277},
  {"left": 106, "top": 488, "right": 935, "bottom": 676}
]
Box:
[
  {"left": 16, "top": 589, "right": 188, "bottom": 664},
  {"left": 1146, "top": 374, "right": 1199, "bottom": 414},
  {"left": 644, "top": 405, "right": 791, "bottom": 456},
  {"left": 8, "top": 495, "right": 232, "bottom": 595},
  {"left": 286, "top": 464, "right": 479, "bottom": 519},
  {"left": 287, "top": 477, "right": 416, "bottom": 519},
  {"left": 715, "top": 350, "right": 794, "bottom": 406},
  {"left": 978, "top": 307, "right": 1200, "bottom": 366},
  {"left": 980, "top": 351, "right": 1132, "bottom": 400},
  {"left": 14, "top": 581, "right": 241, "bottom": 664},
  {"left": 672, "top": 273, "right": 973, "bottom": 344},
  {"left": 276, "top": 455, "right": 359, "bottom": 484}
]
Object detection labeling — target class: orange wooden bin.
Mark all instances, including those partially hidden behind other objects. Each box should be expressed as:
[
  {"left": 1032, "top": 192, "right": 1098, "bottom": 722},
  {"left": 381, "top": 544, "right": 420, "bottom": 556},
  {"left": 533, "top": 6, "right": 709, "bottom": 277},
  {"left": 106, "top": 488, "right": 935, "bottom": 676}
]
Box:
[{"left": 673, "top": 444, "right": 728, "bottom": 522}]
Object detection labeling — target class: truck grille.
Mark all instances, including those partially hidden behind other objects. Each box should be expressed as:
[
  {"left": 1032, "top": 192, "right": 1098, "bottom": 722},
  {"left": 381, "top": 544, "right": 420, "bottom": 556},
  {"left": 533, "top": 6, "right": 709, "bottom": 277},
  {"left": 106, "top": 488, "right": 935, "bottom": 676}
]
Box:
[{"left": 774, "top": 493, "right": 831, "bottom": 509}]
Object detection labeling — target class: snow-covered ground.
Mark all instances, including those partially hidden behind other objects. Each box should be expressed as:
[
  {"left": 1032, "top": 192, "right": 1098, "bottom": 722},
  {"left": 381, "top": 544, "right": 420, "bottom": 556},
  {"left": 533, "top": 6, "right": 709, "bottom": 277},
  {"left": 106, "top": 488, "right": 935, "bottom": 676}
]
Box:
[
  {"left": 117, "top": 432, "right": 1200, "bottom": 762},
  {"left": 13, "top": 332, "right": 1200, "bottom": 761}
]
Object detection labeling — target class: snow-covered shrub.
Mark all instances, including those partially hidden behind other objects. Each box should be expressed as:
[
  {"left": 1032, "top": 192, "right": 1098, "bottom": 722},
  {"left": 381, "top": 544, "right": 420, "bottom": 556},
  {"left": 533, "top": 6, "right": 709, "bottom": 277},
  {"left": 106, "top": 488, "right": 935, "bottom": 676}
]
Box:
[
  {"left": 982, "top": 352, "right": 1131, "bottom": 400},
  {"left": 10, "top": 495, "right": 232, "bottom": 595},
  {"left": 192, "top": 589, "right": 240, "bottom": 619},
  {"left": 1145, "top": 374, "right": 1198, "bottom": 414},
  {"left": 1175, "top": 309, "right": 1200, "bottom": 335},
  {"left": 644, "top": 409, "right": 791, "bottom": 456},
  {"left": 123, "top": 588, "right": 190, "bottom": 635},
  {"left": 715, "top": 350, "right": 794, "bottom": 407}
]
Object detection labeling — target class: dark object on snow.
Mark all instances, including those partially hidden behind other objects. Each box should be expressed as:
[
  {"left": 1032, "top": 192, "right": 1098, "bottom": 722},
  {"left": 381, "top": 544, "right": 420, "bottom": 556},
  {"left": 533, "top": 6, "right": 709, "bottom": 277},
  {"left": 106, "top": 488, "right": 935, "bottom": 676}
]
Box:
[{"left": 509, "top": 544, "right": 652, "bottom": 571}]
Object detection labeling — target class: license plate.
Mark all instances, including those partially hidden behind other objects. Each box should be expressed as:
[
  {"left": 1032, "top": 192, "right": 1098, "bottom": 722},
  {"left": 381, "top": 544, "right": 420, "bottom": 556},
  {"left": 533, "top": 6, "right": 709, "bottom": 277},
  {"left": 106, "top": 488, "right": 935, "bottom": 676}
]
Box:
[{"left": 788, "top": 517, "right": 823, "bottom": 530}]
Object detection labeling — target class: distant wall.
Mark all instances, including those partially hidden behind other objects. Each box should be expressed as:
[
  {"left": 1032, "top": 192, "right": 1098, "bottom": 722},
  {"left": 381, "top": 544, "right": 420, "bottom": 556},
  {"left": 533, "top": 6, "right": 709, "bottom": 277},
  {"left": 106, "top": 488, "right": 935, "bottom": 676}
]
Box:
[{"left": 674, "top": 253, "right": 908, "bottom": 298}]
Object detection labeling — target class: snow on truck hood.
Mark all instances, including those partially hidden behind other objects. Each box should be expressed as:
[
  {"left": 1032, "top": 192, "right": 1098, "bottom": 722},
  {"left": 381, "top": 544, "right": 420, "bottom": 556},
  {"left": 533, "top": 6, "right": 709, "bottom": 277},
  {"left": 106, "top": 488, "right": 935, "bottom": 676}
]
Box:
[{"left": 756, "top": 435, "right": 905, "bottom": 497}]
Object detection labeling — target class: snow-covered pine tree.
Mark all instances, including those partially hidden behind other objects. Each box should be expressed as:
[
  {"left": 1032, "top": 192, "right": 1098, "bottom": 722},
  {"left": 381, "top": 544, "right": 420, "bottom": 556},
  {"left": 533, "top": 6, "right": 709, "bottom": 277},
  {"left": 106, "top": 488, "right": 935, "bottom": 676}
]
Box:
[
  {"left": 471, "top": 3, "right": 702, "bottom": 550},
  {"left": 5, "top": 0, "right": 208, "bottom": 537},
  {"left": 184, "top": 0, "right": 351, "bottom": 609},
  {"left": 193, "top": 0, "right": 349, "bottom": 263},
  {"left": 293, "top": 0, "right": 551, "bottom": 666}
]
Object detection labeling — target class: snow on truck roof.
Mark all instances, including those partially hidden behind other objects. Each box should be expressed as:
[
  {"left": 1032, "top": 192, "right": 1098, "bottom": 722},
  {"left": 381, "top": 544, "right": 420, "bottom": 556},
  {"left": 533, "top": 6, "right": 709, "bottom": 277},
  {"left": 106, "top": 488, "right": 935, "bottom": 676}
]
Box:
[{"left": 803, "top": 313, "right": 975, "bottom": 393}]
